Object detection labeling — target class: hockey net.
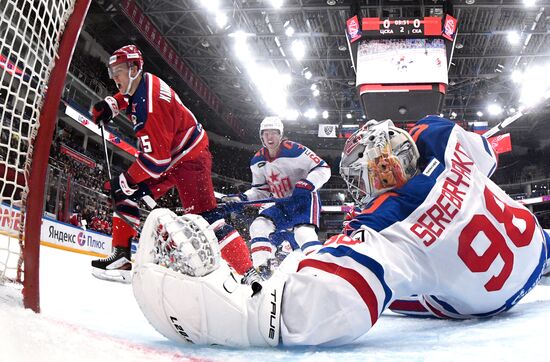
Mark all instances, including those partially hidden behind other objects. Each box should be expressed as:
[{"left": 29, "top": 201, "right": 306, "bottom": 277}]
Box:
[{"left": 0, "top": 0, "right": 90, "bottom": 311}]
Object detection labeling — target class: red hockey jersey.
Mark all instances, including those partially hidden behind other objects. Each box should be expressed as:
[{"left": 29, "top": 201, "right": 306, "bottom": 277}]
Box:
[{"left": 112, "top": 73, "right": 208, "bottom": 183}]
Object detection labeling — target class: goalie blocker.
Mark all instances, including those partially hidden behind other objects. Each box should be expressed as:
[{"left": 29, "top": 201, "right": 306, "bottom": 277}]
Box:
[{"left": 132, "top": 209, "right": 285, "bottom": 347}]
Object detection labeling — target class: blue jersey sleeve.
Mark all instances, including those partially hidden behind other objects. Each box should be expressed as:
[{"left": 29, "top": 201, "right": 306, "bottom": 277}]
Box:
[{"left": 410, "top": 116, "right": 498, "bottom": 178}]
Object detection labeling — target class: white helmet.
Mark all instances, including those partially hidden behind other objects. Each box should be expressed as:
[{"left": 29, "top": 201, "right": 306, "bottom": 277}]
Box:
[
  {"left": 339, "top": 120, "right": 419, "bottom": 206},
  {"left": 259, "top": 116, "right": 284, "bottom": 147}
]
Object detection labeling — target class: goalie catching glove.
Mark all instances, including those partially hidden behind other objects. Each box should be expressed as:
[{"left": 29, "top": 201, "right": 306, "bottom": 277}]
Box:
[{"left": 132, "top": 208, "right": 286, "bottom": 347}]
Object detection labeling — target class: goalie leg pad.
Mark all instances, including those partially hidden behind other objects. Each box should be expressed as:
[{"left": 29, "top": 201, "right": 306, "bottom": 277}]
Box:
[
  {"left": 133, "top": 208, "right": 287, "bottom": 347},
  {"left": 133, "top": 260, "right": 252, "bottom": 346},
  {"left": 133, "top": 260, "right": 288, "bottom": 347}
]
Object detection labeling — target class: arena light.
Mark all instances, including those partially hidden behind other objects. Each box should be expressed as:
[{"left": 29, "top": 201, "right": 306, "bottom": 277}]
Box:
[
  {"left": 233, "top": 34, "right": 253, "bottom": 63},
  {"left": 511, "top": 70, "right": 523, "bottom": 83},
  {"left": 507, "top": 31, "right": 521, "bottom": 45},
  {"left": 304, "top": 108, "right": 317, "bottom": 119},
  {"left": 201, "top": 0, "right": 220, "bottom": 9},
  {"left": 270, "top": 0, "right": 284, "bottom": 8},
  {"left": 346, "top": 113, "right": 352, "bottom": 119},
  {"left": 518, "top": 64, "right": 550, "bottom": 106},
  {"left": 304, "top": 70, "right": 312, "bottom": 79},
  {"left": 523, "top": 0, "right": 537, "bottom": 6},
  {"left": 322, "top": 110, "right": 329, "bottom": 119},
  {"left": 231, "top": 32, "right": 290, "bottom": 113},
  {"left": 487, "top": 103, "right": 503, "bottom": 116},
  {"left": 312, "top": 89, "right": 320, "bottom": 97},
  {"left": 216, "top": 12, "right": 228, "bottom": 28},
  {"left": 284, "top": 23, "right": 295, "bottom": 37},
  {"left": 283, "top": 109, "right": 300, "bottom": 121},
  {"left": 254, "top": 67, "right": 289, "bottom": 111},
  {"left": 292, "top": 40, "right": 306, "bottom": 60},
  {"left": 476, "top": 111, "right": 484, "bottom": 117},
  {"left": 310, "top": 84, "right": 317, "bottom": 91}
]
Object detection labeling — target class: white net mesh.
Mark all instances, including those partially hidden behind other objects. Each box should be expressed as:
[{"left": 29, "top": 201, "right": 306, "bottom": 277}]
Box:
[{"left": 0, "top": 0, "right": 76, "bottom": 283}]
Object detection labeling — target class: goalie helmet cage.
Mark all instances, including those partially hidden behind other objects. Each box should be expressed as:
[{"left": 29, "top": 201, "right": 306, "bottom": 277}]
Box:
[{"left": 0, "top": 0, "right": 91, "bottom": 312}]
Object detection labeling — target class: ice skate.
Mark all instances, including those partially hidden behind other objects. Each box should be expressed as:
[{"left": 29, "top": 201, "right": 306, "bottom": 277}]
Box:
[
  {"left": 241, "top": 267, "right": 263, "bottom": 296},
  {"left": 91, "top": 246, "right": 132, "bottom": 283}
]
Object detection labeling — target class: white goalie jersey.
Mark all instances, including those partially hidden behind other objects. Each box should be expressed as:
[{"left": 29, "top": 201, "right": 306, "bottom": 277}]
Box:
[{"left": 343, "top": 116, "right": 548, "bottom": 317}]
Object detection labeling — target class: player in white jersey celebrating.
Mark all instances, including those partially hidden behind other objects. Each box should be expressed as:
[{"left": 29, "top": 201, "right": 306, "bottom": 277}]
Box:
[
  {"left": 222, "top": 116, "right": 331, "bottom": 273},
  {"left": 132, "top": 116, "right": 549, "bottom": 347}
]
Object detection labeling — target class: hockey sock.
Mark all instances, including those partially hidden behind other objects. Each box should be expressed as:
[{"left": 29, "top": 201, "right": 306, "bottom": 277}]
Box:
[
  {"left": 250, "top": 237, "right": 276, "bottom": 268},
  {"left": 294, "top": 225, "right": 322, "bottom": 256},
  {"left": 112, "top": 216, "right": 137, "bottom": 248},
  {"left": 216, "top": 226, "right": 253, "bottom": 275}
]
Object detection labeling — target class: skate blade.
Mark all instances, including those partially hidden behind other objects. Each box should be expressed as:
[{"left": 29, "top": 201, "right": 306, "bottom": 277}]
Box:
[{"left": 91, "top": 267, "right": 132, "bottom": 284}]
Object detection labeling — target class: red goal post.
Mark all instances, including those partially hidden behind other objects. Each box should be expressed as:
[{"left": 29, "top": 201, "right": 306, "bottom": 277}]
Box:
[{"left": 0, "top": 0, "right": 91, "bottom": 312}]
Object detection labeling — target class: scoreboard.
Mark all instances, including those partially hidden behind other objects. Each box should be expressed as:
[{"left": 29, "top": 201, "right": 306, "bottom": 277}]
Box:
[
  {"left": 347, "top": 15, "right": 458, "bottom": 41},
  {"left": 344, "top": 13, "right": 458, "bottom": 121}
]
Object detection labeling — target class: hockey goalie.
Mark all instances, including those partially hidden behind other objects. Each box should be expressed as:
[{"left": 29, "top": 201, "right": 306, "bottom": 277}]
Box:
[{"left": 133, "top": 116, "right": 550, "bottom": 347}]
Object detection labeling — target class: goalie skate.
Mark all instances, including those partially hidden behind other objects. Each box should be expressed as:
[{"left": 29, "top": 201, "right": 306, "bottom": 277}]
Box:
[{"left": 91, "top": 246, "right": 132, "bottom": 284}]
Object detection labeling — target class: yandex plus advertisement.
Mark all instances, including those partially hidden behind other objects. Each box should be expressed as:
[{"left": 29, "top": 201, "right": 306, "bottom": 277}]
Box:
[
  {"left": 1, "top": 203, "right": 111, "bottom": 256},
  {"left": 40, "top": 218, "right": 111, "bottom": 256}
]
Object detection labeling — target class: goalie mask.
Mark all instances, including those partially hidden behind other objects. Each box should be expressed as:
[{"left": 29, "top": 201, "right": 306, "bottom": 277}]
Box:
[
  {"left": 108, "top": 45, "right": 144, "bottom": 95},
  {"left": 340, "top": 120, "right": 419, "bottom": 206}
]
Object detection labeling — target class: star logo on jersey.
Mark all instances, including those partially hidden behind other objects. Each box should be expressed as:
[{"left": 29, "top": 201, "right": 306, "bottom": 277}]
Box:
[{"left": 268, "top": 171, "right": 280, "bottom": 183}]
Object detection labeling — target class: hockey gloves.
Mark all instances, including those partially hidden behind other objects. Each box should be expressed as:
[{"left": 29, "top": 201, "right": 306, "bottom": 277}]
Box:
[
  {"left": 292, "top": 179, "right": 315, "bottom": 198},
  {"left": 219, "top": 193, "right": 247, "bottom": 214},
  {"left": 92, "top": 96, "right": 119, "bottom": 126},
  {"left": 105, "top": 172, "right": 152, "bottom": 204},
  {"left": 221, "top": 193, "right": 247, "bottom": 204}
]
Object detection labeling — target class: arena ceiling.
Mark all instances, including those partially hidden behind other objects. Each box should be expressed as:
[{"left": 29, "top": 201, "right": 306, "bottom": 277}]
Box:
[{"left": 84, "top": 0, "right": 550, "bottom": 150}]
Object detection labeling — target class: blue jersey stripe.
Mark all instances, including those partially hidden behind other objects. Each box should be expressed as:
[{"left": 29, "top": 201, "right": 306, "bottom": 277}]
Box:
[
  {"left": 430, "top": 296, "right": 460, "bottom": 314},
  {"left": 317, "top": 245, "right": 393, "bottom": 309},
  {"left": 480, "top": 135, "right": 492, "bottom": 157},
  {"left": 138, "top": 154, "right": 169, "bottom": 174}
]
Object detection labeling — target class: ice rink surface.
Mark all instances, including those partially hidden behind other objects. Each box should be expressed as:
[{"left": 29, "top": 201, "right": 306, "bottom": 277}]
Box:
[{"left": 1, "top": 245, "right": 550, "bottom": 362}]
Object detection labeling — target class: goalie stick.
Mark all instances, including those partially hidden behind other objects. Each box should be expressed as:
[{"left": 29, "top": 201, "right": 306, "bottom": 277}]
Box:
[
  {"left": 218, "top": 197, "right": 291, "bottom": 214},
  {"left": 482, "top": 89, "right": 550, "bottom": 138}
]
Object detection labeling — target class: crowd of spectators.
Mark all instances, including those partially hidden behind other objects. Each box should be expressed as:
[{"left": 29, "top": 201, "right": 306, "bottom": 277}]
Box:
[
  {"left": 210, "top": 141, "right": 252, "bottom": 182},
  {"left": 492, "top": 147, "right": 550, "bottom": 184},
  {"left": 69, "top": 45, "right": 118, "bottom": 96},
  {"left": 536, "top": 212, "right": 550, "bottom": 229}
]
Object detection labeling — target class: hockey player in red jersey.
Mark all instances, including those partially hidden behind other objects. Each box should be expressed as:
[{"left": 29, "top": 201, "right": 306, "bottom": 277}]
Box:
[
  {"left": 90, "top": 45, "right": 258, "bottom": 285},
  {"left": 131, "top": 116, "right": 549, "bottom": 347}
]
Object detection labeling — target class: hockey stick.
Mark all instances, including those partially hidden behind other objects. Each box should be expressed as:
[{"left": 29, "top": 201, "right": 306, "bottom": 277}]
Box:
[
  {"left": 99, "top": 123, "right": 153, "bottom": 234},
  {"left": 218, "top": 197, "right": 289, "bottom": 207},
  {"left": 218, "top": 197, "right": 290, "bottom": 214},
  {"left": 483, "top": 89, "right": 550, "bottom": 138}
]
